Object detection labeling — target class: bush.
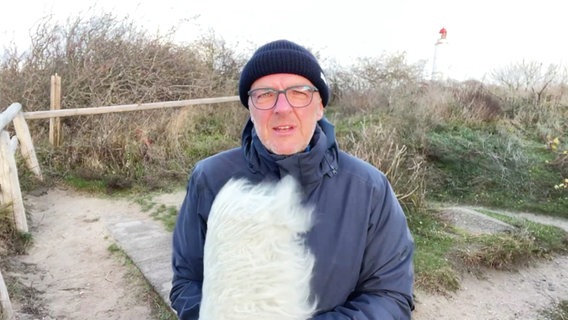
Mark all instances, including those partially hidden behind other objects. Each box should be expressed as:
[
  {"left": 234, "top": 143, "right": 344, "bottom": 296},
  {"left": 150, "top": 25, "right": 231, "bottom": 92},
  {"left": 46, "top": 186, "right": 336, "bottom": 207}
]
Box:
[{"left": 1, "top": 13, "right": 247, "bottom": 190}]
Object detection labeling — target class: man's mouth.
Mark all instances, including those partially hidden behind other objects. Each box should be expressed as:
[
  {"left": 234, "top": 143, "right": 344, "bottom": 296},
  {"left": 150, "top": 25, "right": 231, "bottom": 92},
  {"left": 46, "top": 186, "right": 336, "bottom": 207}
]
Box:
[{"left": 274, "top": 125, "right": 294, "bottom": 131}]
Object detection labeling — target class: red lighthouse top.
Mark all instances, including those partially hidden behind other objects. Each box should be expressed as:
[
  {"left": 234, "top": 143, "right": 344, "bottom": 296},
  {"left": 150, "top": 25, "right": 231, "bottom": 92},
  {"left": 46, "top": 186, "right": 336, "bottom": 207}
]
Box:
[{"left": 439, "top": 27, "right": 447, "bottom": 39}]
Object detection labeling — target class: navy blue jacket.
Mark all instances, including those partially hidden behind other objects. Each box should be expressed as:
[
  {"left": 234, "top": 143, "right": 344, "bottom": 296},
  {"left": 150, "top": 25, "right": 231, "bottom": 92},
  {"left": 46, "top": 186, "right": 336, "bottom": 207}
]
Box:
[{"left": 170, "top": 117, "right": 414, "bottom": 319}]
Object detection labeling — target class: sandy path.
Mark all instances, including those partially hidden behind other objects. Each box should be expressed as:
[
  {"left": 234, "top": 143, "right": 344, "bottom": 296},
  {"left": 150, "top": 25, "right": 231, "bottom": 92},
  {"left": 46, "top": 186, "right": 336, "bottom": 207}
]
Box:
[
  {"left": 8, "top": 188, "right": 156, "bottom": 320},
  {"left": 413, "top": 256, "right": 568, "bottom": 319},
  {"left": 413, "top": 206, "right": 568, "bottom": 319},
  {"left": 5, "top": 187, "right": 568, "bottom": 319}
]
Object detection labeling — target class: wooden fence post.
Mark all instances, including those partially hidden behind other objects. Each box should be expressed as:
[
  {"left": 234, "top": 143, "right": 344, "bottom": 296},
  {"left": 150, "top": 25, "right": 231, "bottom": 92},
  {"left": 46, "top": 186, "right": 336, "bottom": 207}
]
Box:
[
  {"left": 0, "top": 102, "right": 42, "bottom": 318},
  {"left": 12, "top": 111, "right": 43, "bottom": 181},
  {"left": 0, "top": 130, "right": 27, "bottom": 233},
  {"left": 49, "top": 73, "right": 61, "bottom": 147},
  {"left": 0, "top": 268, "right": 14, "bottom": 320}
]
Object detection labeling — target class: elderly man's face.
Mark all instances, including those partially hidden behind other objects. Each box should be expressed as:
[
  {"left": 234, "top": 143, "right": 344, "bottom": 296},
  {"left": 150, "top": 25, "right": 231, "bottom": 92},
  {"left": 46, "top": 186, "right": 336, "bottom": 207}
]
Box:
[{"left": 248, "top": 73, "right": 324, "bottom": 155}]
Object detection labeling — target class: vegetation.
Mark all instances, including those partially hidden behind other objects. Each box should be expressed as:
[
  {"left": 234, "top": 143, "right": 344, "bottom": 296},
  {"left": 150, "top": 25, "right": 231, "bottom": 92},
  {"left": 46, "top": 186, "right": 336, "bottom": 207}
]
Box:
[
  {"left": 459, "top": 210, "right": 567, "bottom": 269},
  {"left": 540, "top": 300, "right": 568, "bottom": 320},
  {"left": 134, "top": 196, "right": 179, "bottom": 232},
  {"left": 0, "top": 204, "right": 32, "bottom": 257},
  {"left": 1, "top": 11, "right": 567, "bottom": 307},
  {"left": 108, "top": 243, "right": 176, "bottom": 319}
]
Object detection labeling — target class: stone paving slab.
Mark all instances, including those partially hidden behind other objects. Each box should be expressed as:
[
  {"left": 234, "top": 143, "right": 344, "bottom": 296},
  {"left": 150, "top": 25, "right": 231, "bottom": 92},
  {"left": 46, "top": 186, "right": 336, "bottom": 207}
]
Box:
[
  {"left": 440, "top": 206, "right": 515, "bottom": 234},
  {"left": 105, "top": 218, "right": 173, "bottom": 307}
]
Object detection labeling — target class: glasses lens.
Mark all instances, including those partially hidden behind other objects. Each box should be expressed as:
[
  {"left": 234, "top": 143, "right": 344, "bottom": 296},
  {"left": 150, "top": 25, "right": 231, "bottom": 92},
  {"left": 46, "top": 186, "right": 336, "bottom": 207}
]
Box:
[
  {"left": 250, "top": 89, "right": 277, "bottom": 110},
  {"left": 285, "top": 86, "right": 315, "bottom": 108}
]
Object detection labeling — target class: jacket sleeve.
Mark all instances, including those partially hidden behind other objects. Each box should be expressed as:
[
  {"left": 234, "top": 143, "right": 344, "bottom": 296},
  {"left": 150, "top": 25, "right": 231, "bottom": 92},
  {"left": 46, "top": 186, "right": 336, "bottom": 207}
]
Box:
[
  {"left": 170, "top": 168, "right": 209, "bottom": 320},
  {"left": 312, "top": 177, "right": 415, "bottom": 320}
]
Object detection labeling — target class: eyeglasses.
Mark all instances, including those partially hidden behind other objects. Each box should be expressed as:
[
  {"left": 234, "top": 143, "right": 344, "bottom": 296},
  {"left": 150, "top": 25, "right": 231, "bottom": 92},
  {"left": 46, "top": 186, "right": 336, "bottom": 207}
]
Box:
[{"left": 248, "top": 85, "right": 319, "bottom": 110}]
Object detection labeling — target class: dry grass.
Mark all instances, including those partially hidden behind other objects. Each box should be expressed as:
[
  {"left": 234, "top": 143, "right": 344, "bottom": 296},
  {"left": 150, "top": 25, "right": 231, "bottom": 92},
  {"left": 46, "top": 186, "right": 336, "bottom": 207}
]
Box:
[
  {"left": 1, "top": 13, "right": 248, "bottom": 191},
  {"left": 336, "top": 119, "right": 426, "bottom": 209},
  {"left": 0, "top": 204, "right": 32, "bottom": 257}
]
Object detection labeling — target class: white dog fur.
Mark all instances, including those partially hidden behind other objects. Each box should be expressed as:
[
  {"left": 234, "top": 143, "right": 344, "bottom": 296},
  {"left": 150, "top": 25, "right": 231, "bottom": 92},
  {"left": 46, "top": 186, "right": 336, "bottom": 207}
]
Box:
[{"left": 199, "top": 176, "right": 316, "bottom": 320}]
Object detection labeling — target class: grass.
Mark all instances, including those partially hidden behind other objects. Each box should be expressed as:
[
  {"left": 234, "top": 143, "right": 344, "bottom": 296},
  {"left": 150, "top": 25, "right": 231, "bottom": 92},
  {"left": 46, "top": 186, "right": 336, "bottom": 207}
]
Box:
[
  {"left": 425, "top": 122, "right": 568, "bottom": 217},
  {"left": 459, "top": 231, "right": 551, "bottom": 270},
  {"left": 540, "top": 300, "right": 568, "bottom": 320},
  {"left": 480, "top": 209, "right": 568, "bottom": 254},
  {"left": 108, "top": 243, "right": 177, "bottom": 320},
  {"left": 411, "top": 206, "right": 568, "bottom": 293},
  {"left": 0, "top": 204, "right": 33, "bottom": 256},
  {"left": 409, "top": 209, "right": 460, "bottom": 294},
  {"left": 134, "top": 196, "right": 179, "bottom": 232},
  {"left": 63, "top": 175, "right": 108, "bottom": 193}
]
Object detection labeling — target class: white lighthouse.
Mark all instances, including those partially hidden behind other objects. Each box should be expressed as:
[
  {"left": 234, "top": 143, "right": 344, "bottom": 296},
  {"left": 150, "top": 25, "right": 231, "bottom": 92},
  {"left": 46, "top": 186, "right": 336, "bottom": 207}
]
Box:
[{"left": 431, "top": 27, "right": 450, "bottom": 81}]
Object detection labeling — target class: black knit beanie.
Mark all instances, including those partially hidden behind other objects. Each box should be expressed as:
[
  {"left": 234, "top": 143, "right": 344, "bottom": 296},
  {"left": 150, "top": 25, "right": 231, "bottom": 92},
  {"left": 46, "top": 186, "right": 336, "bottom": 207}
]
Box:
[{"left": 238, "top": 39, "right": 330, "bottom": 109}]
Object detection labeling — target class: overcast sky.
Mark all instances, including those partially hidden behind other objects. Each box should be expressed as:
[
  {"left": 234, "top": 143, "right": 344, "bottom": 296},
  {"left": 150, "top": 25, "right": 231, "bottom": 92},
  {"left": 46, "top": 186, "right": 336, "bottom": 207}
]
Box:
[{"left": 2, "top": 0, "right": 566, "bottom": 81}]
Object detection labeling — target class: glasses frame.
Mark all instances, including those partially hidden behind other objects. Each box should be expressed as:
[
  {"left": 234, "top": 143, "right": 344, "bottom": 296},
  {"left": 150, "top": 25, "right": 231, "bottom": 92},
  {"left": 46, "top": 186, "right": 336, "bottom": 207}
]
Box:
[{"left": 247, "top": 85, "right": 319, "bottom": 110}]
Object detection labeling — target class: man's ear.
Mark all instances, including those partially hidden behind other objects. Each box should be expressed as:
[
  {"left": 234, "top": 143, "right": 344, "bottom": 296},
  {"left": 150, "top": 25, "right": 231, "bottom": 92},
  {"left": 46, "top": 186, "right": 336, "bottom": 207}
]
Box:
[{"left": 317, "top": 104, "right": 324, "bottom": 120}]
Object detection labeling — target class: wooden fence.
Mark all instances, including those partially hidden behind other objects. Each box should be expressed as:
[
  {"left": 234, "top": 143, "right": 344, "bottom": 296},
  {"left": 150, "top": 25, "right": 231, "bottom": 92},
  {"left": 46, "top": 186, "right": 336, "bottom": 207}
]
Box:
[
  {"left": 27, "top": 74, "right": 240, "bottom": 146},
  {"left": 0, "top": 269, "right": 12, "bottom": 320},
  {"left": 0, "top": 103, "right": 43, "bottom": 233},
  {"left": 25, "top": 96, "right": 241, "bottom": 120},
  {"left": 1, "top": 74, "right": 239, "bottom": 317},
  {"left": 0, "top": 102, "right": 43, "bottom": 320}
]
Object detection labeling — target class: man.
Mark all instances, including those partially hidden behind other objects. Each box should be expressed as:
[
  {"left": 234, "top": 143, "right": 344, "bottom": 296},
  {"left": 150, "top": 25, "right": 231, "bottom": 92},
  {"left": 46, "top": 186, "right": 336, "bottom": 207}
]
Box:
[{"left": 170, "top": 39, "right": 414, "bottom": 319}]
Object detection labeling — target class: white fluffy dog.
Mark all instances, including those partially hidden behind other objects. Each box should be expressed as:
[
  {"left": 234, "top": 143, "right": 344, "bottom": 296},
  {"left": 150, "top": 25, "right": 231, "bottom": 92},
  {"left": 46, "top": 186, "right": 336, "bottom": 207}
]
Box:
[{"left": 199, "top": 176, "right": 316, "bottom": 320}]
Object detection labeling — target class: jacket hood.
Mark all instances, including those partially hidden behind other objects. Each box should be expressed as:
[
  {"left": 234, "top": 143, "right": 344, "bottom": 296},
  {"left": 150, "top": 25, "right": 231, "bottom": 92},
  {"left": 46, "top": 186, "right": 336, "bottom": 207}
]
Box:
[{"left": 241, "top": 117, "right": 339, "bottom": 187}]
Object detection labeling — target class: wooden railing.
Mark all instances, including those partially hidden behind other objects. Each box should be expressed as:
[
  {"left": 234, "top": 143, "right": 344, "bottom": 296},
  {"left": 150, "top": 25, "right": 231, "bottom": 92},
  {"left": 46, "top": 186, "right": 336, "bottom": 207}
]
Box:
[
  {"left": 0, "top": 269, "right": 12, "bottom": 320},
  {"left": 27, "top": 74, "right": 240, "bottom": 147},
  {"left": 24, "top": 96, "right": 240, "bottom": 120},
  {"left": 0, "top": 102, "right": 43, "bottom": 319},
  {"left": 1, "top": 94, "right": 240, "bottom": 227},
  {"left": 0, "top": 75, "right": 240, "bottom": 317},
  {"left": 0, "top": 103, "right": 43, "bottom": 233}
]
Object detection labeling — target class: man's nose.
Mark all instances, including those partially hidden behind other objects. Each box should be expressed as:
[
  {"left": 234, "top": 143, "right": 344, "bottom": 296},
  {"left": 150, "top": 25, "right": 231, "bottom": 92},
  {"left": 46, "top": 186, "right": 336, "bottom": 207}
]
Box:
[{"left": 273, "top": 92, "right": 292, "bottom": 111}]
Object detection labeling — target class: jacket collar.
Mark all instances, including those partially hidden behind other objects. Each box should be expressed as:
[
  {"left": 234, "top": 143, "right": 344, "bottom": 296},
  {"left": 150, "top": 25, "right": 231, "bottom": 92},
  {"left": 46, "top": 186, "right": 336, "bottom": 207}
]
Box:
[{"left": 241, "top": 117, "right": 339, "bottom": 186}]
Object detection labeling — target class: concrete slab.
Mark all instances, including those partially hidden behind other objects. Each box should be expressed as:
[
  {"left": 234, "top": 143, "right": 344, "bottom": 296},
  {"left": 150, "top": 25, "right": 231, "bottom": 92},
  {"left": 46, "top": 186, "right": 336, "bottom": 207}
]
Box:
[
  {"left": 106, "top": 218, "right": 173, "bottom": 306},
  {"left": 440, "top": 206, "right": 515, "bottom": 235}
]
